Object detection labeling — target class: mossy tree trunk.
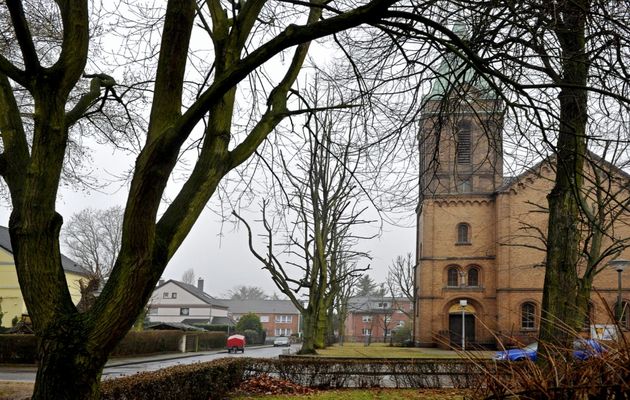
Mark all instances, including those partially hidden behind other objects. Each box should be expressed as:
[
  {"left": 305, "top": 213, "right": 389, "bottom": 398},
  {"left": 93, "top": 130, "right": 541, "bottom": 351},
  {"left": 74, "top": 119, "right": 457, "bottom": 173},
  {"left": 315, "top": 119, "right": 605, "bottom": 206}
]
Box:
[{"left": 538, "top": 0, "right": 590, "bottom": 350}]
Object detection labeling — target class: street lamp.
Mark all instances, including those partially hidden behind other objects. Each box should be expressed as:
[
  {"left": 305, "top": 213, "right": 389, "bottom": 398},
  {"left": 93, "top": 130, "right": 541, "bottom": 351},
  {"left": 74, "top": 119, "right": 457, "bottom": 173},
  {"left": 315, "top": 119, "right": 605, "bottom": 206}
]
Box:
[
  {"left": 609, "top": 259, "right": 630, "bottom": 323},
  {"left": 459, "top": 299, "right": 467, "bottom": 351}
]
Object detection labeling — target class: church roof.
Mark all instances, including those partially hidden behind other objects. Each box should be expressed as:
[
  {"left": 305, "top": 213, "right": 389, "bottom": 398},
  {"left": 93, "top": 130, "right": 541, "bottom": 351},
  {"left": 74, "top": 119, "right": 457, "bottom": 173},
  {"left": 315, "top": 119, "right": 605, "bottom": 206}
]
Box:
[{"left": 498, "top": 151, "right": 630, "bottom": 193}]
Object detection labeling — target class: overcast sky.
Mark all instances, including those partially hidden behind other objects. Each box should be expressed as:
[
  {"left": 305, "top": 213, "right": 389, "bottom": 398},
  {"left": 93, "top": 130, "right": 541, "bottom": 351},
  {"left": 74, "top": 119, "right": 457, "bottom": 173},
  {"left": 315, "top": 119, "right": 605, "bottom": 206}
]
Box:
[{"left": 0, "top": 161, "right": 417, "bottom": 298}]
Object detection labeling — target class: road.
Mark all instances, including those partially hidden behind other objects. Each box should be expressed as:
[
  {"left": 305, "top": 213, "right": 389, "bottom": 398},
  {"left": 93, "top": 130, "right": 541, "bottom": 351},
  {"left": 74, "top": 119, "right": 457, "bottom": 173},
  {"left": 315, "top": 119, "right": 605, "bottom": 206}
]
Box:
[{"left": 0, "top": 344, "right": 300, "bottom": 382}]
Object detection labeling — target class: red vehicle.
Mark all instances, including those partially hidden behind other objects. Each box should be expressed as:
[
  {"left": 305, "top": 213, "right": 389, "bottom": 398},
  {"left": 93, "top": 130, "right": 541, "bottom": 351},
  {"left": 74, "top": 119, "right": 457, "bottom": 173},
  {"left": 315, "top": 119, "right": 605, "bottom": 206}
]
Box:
[{"left": 227, "top": 334, "right": 246, "bottom": 353}]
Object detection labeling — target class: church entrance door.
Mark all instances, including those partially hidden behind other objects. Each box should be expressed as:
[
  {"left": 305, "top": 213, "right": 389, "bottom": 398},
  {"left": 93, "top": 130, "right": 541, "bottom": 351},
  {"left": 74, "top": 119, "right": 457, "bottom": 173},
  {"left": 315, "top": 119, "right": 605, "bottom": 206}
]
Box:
[{"left": 448, "top": 313, "right": 475, "bottom": 347}]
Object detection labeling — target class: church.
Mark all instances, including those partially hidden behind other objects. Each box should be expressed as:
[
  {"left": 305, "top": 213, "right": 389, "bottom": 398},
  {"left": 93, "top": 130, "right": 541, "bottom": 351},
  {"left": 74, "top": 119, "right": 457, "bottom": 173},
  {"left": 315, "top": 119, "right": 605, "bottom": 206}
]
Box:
[{"left": 414, "top": 61, "right": 630, "bottom": 348}]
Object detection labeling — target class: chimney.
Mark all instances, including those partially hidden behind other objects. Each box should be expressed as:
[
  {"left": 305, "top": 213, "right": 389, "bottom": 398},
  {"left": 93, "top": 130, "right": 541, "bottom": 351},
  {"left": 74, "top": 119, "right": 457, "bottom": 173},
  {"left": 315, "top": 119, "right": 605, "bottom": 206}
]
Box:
[
  {"left": 197, "top": 278, "right": 204, "bottom": 292},
  {"left": 158, "top": 279, "right": 164, "bottom": 286}
]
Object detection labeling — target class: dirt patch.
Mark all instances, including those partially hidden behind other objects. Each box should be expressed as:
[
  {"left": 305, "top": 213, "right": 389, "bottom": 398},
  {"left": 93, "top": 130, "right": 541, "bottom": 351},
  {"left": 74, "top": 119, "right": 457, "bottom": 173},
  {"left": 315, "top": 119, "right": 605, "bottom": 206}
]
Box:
[{"left": 0, "top": 381, "right": 33, "bottom": 400}]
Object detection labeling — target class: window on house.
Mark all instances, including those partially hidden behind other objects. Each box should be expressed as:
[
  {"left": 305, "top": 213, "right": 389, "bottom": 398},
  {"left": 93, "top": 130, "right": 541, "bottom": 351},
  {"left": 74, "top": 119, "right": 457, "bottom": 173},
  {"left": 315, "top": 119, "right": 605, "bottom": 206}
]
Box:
[
  {"left": 362, "top": 328, "right": 372, "bottom": 336},
  {"left": 180, "top": 308, "right": 190, "bottom": 316},
  {"left": 163, "top": 292, "right": 169, "bottom": 298},
  {"left": 457, "top": 120, "right": 472, "bottom": 164},
  {"left": 447, "top": 267, "right": 459, "bottom": 287},
  {"left": 362, "top": 315, "right": 372, "bottom": 323},
  {"left": 457, "top": 223, "right": 470, "bottom": 244},
  {"left": 521, "top": 302, "right": 536, "bottom": 330},
  {"left": 397, "top": 320, "right": 405, "bottom": 327},
  {"left": 275, "top": 328, "right": 292, "bottom": 336},
  {"left": 467, "top": 267, "right": 479, "bottom": 287},
  {"left": 171, "top": 292, "right": 177, "bottom": 299},
  {"left": 275, "top": 315, "right": 292, "bottom": 323},
  {"left": 260, "top": 315, "right": 269, "bottom": 323},
  {"left": 384, "top": 316, "right": 391, "bottom": 324},
  {"left": 378, "top": 302, "right": 390, "bottom": 308}
]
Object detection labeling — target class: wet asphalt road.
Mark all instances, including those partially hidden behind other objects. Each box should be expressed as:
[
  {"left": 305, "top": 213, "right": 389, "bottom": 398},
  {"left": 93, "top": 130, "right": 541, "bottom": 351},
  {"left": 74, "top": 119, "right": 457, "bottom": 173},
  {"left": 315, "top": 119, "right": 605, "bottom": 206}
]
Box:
[{"left": 0, "top": 344, "right": 300, "bottom": 382}]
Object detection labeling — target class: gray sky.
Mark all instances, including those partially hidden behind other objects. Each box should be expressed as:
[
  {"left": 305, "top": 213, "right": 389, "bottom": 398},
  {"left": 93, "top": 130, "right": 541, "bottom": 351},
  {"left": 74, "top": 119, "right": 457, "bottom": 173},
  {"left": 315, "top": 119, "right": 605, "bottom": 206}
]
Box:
[{"left": 0, "top": 177, "right": 416, "bottom": 299}]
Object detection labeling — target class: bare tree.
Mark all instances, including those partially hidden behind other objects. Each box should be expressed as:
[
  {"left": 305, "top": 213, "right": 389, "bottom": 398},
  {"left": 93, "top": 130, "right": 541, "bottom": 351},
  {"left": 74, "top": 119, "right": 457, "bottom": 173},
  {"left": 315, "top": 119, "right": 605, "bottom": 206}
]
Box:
[
  {"left": 234, "top": 83, "right": 374, "bottom": 353},
  {"left": 180, "top": 268, "right": 195, "bottom": 285},
  {"left": 62, "top": 206, "right": 123, "bottom": 281},
  {"left": 386, "top": 253, "right": 415, "bottom": 319},
  {"left": 225, "top": 285, "right": 269, "bottom": 300}
]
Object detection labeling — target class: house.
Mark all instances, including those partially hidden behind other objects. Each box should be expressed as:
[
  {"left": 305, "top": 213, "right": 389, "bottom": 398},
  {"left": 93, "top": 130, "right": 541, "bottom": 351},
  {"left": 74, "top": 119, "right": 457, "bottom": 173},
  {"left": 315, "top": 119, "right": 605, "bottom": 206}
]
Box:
[
  {"left": 0, "top": 226, "right": 90, "bottom": 328},
  {"left": 344, "top": 296, "right": 413, "bottom": 342},
  {"left": 148, "top": 279, "right": 229, "bottom": 324},
  {"left": 415, "top": 55, "right": 630, "bottom": 348},
  {"left": 220, "top": 299, "right": 300, "bottom": 338}
]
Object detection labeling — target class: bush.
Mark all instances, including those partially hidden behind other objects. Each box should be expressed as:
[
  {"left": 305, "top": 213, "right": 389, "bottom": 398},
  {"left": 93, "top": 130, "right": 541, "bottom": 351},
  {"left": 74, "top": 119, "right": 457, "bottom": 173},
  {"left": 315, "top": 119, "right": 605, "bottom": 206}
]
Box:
[
  {"left": 101, "top": 357, "right": 248, "bottom": 400},
  {"left": 392, "top": 326, "right": 412, "bottom": 346},
  {"left": 243, "top": 329, "right": 265, "bottom": 345},
  {"left": 236, "top": 313, "right": 263, "bottom": 333},
  {"left": 111, "top": 331, "right": 182, "bottom": 357},
  {"left": 0, "top": 334, "right": 37, "bottom": 363}
]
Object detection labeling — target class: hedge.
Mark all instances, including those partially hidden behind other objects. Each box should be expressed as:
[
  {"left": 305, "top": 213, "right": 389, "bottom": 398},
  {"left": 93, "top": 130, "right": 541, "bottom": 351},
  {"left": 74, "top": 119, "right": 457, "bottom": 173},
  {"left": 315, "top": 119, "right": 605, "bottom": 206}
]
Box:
[
  {"left": 196, "top": 332, "right": 227, "bottom": 351},
  {"left": 0, "top": 330, "right": 229, "bottom": 364},
  {"left": 101, "top": 357, "right": 248, "bottom": 400},
  {"left": 111, "top": 331, "right": 182, "bottom": 357},
  {"left": 0, "top": 334, "right": 37, "bottom": 363}
]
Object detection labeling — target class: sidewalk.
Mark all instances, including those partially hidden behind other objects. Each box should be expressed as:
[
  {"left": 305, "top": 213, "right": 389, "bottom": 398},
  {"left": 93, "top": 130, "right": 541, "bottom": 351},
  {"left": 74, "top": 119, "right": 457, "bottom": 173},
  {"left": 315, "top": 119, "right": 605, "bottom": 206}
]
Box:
[{"left": 105, "top": 344, "right": 273, "bottom": 367}]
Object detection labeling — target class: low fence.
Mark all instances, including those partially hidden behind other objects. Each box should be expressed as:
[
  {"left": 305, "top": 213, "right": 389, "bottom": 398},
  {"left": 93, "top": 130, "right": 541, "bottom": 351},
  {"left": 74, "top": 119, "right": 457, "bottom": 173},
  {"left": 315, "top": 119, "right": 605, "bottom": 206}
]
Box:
[{"left": 245, "top": 357, "right": 495, "bottom": 388}]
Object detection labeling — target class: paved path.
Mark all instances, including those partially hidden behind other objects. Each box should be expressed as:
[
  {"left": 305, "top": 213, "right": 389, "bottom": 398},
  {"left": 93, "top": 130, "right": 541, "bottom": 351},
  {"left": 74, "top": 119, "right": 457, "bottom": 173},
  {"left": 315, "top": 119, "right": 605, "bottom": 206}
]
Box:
[{"left": 0, "top": 344, "right": 298, "bottom": 382}]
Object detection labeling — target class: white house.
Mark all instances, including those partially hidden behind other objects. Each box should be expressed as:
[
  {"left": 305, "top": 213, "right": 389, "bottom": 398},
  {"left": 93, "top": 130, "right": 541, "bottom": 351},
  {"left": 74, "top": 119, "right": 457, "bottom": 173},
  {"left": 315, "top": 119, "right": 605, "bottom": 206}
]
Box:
[{"left": 148, "top": 278, "right": 229, "bottom": 324}]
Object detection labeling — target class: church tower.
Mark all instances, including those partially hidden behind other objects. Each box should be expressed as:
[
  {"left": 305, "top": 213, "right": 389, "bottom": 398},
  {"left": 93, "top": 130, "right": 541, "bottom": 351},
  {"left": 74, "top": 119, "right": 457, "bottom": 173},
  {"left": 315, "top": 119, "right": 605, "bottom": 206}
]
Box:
[{"left": 415, "top": 44, "right": 505, "bottom": 347}]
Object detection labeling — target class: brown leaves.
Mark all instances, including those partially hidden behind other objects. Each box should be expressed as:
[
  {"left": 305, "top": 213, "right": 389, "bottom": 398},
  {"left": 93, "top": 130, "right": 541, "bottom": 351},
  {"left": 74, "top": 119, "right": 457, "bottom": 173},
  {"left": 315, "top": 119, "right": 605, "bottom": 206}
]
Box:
[{"left": 235, "top": 374, "right": 317, "bottom": 396}]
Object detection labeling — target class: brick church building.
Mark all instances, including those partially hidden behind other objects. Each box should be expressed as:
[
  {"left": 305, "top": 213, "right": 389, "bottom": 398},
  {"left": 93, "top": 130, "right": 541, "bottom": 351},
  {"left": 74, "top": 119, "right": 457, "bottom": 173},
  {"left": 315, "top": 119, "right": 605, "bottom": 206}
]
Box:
[{"left": 414, "top": 62, "right": 630, "bottom": 348}]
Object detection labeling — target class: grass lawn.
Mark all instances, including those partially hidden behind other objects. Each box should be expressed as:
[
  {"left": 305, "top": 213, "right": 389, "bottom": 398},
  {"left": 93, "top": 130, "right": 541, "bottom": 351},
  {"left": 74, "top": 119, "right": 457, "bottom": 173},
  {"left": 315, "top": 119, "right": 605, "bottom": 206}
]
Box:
[
  {"left": 0, "top": 381, "right": 33, "bottom": 400},
  {"left": 232, "top": 388, "right": 468, "bottom": 400},
  {"left": 314, "top": 342, "right": 493, "bottom": 359}
]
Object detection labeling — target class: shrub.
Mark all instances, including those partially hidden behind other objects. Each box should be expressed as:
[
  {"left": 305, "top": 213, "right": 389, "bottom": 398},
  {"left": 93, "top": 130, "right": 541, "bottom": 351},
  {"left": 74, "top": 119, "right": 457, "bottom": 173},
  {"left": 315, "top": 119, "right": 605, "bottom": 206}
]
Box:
[
  {"left": 0, "top": 334, "right": 37, "bottom": 363},
  {"left": 392, "top": 326, "right": 412, "bottom": 346},
  {"left": 101, "top": 357, "right": 248, "bottom": 400},
  {"left": 236, "top": 313, "right": 263, "bottom": 333},
  {"left": 111, "top": 331, "right": 182, "bottom": 356},
  {"left": 243, "top": 329, "right": 265, "bottom": 345}
]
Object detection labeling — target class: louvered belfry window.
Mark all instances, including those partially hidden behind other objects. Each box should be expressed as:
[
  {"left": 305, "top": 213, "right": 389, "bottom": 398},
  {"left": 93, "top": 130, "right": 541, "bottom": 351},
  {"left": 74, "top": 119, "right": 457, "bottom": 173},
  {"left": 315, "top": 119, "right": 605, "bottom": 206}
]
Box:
[{"left": 457, "top": 120, "right": 472, "bottom": 164}]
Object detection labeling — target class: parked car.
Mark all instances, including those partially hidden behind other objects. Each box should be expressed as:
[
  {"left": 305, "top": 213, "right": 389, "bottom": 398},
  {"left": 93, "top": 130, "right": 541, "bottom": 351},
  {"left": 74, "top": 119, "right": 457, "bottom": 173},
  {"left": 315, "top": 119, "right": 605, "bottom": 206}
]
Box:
[
  {"left": 227, "top": 334, "right": 246, "bottom": 353},
  {"left": 273, "top": 336, "right": 290, "bottom": 347},
  {"left": 493, "top": 339, "right": 605, "bottom": 361}
]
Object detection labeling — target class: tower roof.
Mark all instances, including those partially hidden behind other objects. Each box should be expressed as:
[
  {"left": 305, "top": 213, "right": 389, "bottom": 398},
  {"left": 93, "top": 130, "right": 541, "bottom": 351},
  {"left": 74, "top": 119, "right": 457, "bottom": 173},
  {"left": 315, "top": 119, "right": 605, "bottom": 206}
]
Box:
[{"left": 425, "top": 24, "right": 497, "bottom": 102}]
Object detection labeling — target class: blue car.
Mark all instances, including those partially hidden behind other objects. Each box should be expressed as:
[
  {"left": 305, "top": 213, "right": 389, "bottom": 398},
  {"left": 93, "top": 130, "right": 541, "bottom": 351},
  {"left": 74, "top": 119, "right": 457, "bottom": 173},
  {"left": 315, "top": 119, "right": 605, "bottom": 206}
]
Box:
[{"left": 493, "top": 339, "right": 604, "bottom": 361}]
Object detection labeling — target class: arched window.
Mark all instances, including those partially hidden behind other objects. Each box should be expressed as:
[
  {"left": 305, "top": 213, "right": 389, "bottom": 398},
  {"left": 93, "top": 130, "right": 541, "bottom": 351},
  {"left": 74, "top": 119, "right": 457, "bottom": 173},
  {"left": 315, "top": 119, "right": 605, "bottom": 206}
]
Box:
[
  {"left": 457, "top": 223, "right": 470, "bottom": 244},
  {"left": 457, "top": 120, "right": 472, "bottom": 164},
  {"left": 447, "top": 267, "right": 460, "bottom": 287},
  {"left": 521, "top": 302, "right": 536, "bottom": 330},
  {"left": 467, "top": 267, "right": 479, "bottom": 287}
]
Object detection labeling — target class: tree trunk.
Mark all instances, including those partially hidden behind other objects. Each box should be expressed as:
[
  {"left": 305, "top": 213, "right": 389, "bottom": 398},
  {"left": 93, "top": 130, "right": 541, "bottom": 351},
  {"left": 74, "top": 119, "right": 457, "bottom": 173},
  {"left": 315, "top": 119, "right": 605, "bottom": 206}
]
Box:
[
  {"left": 538, "top": 0, "right": 589, "bottom": 350},
  {"left": 33, "top": 335, "right": 106, "bottom": 400},
  {"left": 298, "top": 310, "right": 318, "bottom": 354}
]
